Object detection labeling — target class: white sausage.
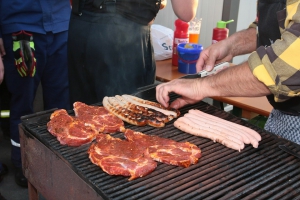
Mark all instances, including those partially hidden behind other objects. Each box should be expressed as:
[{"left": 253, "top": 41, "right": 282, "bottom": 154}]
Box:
[
  {"left": 182, "top": 114, "right": 245, "bottom": 143},
  {"left": 184, "top": 113, "right": 252, "bottom": 145},
  {"left": 187, "top": 111, "right": 259, "bottom": 148},
  {"left": 177, "top": 117, "right": 245, "bottom": 150},
  {"left": 189, "top": 109, "right": 261, "bottom": 142},
  {"left": 174, "top": 120, "right": 243, "bottom": 151}
]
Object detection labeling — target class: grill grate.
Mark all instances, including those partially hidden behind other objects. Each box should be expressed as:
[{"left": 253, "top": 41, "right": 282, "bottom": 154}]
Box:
[{"left": 21, "top": 92, "right": 300, "bottom": 200}]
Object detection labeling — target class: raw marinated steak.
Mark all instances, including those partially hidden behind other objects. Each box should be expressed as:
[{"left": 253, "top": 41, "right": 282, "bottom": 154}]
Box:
[
  {"left": 125, "top": 129, "right": 201, "bottom": 167},
  {"left": 73, "top": 102, "right": 125, "bottom": 133},
  {"left": 88, "top": 134, "right": 157, "bottom": 181},
  {"left": 47, "top": 109, "right": 98, "bottom": 146}
]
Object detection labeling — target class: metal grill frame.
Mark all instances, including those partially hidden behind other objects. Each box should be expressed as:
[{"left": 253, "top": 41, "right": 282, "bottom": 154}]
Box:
[{"left": 20, "top": 92, "right": 300, "bottom": 200}]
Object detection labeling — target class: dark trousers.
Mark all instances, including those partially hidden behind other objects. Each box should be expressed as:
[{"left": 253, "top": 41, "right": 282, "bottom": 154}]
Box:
[
  {"left": 2, "top": 31, "right": 70, "bottom": 168},
  {"left": 0, "top": 80, "right": 11, "bottom": 137}
]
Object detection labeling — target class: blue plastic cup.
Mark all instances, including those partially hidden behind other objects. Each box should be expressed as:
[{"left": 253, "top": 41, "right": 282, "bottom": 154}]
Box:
[{"left": 177, "top": 43, "right": 203, "bottom": 74}]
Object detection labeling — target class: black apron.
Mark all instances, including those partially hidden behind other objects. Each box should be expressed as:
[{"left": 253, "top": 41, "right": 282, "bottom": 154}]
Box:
[
  {"left": 257, "top": 0, "right": 300, "bottom": 115},
  {"left": 68, "top": 0, "right": 157, "bottom": 105},
  {"left": 81, "top": 0, "right": 161, "bottom": 25}
]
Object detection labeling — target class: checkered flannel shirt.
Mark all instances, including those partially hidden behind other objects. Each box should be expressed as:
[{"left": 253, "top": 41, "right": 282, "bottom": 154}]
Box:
[{"left": 248, "top": 0, "right": 300, "bottom": 103}]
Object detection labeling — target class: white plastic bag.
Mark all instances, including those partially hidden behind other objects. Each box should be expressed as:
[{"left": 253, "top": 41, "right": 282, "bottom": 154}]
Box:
[{"left": 151, "top": 24, "right": 173, "bottom": 61}]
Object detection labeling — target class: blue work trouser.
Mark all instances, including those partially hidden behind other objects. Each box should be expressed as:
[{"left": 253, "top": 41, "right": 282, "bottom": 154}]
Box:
[{"left": 2, "top": 31, "right": 71, "bottom": 168}]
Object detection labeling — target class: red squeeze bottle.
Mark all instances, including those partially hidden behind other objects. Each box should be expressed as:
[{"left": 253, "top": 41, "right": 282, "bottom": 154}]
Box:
[
  {"left": 212, "top": 20, "right": 234, "bottom": 44},
  {"left": 172, "top": 19, "right": 189, "bottom": 66}
]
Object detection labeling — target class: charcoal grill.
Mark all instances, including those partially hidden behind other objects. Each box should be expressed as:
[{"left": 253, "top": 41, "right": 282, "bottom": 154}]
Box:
[{"left": 19, "top": 88, "right": 300, "bottom": 200}]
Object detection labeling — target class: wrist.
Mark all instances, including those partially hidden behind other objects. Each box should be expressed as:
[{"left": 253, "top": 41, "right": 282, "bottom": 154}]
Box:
[{"left": 195, "top": 77, "right": 220, "bottom": 99}]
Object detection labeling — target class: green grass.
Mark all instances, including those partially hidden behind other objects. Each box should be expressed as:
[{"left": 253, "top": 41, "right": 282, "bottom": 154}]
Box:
[{"left": 248, "top": 115, "right": 268, "bottom": 129}]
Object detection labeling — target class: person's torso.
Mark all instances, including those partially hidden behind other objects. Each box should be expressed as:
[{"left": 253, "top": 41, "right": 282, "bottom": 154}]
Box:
[
  {"left": 83, "top": 0, "right": 161, "bottom": 25},
  {"left": 0, "top": 0, "right": 71, "bottom": 34},
  {"left": 256, "top": 0, "right": 286, "bottom": 47},
  {"left": 257, "top": 0, "right": 300, "bottom": 115}
]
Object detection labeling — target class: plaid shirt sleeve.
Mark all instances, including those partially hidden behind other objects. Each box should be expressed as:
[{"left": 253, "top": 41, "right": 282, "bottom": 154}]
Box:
[{"left": 248, "top": 0, "right": 300, "bottom": 103}]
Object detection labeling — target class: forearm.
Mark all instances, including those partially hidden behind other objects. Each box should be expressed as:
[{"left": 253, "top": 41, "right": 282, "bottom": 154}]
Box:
[
  {"left": 171, "top": 0, "right": 198, "bottom": 22},
  {"left": 226, "top": 27, "right": 257, "bottom": 57},
  {"left": 198, "top": 62, "right": 271, "bottom": 98}
]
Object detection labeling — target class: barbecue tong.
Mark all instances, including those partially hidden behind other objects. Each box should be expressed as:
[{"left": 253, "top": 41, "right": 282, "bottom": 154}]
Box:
[
  {"left": 133, "top": 62, "right": 230, "bottom": 97},
  {"left": 181, "top": 61, "right": 230, "bottom": 79}
]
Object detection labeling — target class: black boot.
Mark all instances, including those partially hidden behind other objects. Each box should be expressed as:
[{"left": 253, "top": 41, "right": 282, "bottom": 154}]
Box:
[
  {"left": 0, "top": 164, "right": 8, "bottom": 183},
  {"left": 14, "top": 167, "right": 28, "bottom": 188}
]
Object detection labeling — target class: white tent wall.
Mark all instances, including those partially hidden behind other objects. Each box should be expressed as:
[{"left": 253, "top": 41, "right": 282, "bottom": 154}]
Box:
[{"left": 231, "top": 0, "right": 257, "bottom": 64}]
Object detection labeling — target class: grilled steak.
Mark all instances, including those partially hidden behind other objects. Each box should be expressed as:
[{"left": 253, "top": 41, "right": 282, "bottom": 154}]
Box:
[
  {"left": 73, "top": 102, "right": 125, "bottom": 133},
  {"left": 88, "top": 134, "right": 157, "bottom": 181},
  {"left": 125, "top": 129, "right": 201, "bottom": 167},
  {"left": 47, "top": 109, "right": 98, "bottom": 146}
]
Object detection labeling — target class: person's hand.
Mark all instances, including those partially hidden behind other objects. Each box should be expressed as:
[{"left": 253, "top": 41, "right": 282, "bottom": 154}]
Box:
[
  {"left": 196, "top": 39, "right": 234, "bottom": 72},
  {"left": 12, "top": 30, "right": 36, "bottom": 77},
  {"left": 160, "top": 0, "right": 167, "bottom": 9},
  {"left": 156, "top": 79, "right": 204, "bottom": 109},
  {"left": 196, "top": 27, "right": 257, "bottom": 72}
]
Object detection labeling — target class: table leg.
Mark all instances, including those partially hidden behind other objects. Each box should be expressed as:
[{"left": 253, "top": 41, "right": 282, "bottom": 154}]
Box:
[
  {"left": 232, "top": 106, "right": 242, "bottom": 118},
  {"left": 212, "top": 100, "right": 224, "bottom": 110}
]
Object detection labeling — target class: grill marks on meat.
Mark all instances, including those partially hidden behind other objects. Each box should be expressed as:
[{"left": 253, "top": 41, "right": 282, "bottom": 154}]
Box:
[
  {"left": 102, "top": 95, "right": 180, "bottom": 127},
  {"left": 103, "top": 96, "right": 148, "bottom": 126},
  {"left": 174, "top": 109, "right": 262, "bottom": 151},
  {"left": 88, "top": 134, "right": 157, "bottom": 181},
  {"left": 73, "top": 102, "right": 125, "bottom": 133},
  {"left": 115, "top": 95, "right": 171, "bottom": 123},
  {"left": 122, "top": 95, "right": 180, "bottom": 117},
  {"left": 88, "top": 129, "right": 201, "bottom": 180},
  {"left": 47, "top": 109, "right": 98, "bottom": 146},
  {"left": 124, "top": 129, "right": 201, "bottom": 167}
]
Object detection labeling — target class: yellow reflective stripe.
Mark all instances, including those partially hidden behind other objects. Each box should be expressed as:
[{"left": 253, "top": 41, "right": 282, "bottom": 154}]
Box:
[
  {"left": 18, "top": 68, "right": 26, "bottom": 77},
  {"left": 17, "top": 70, "right": 25, "bottom": 77},
  {"left": 30, "top": 41, "right": 35, "bottom": 50},
  {"left": 17, "top": 57, "right": 23, "bottom": 63},
  {"left": 0, "top": 110, "right": 10, "bottom": 118},
  {"left": 31, "top": 67, "right": 36, "bottom": 77},
  {"left": 11, "top": 139, "right": 20, "bottom": 147},
  {"left": 20, "top": 67, "right": 26, "bottom": 74},
  {"left": 13, "top": 41, "right": 21, "bottom": 51}
]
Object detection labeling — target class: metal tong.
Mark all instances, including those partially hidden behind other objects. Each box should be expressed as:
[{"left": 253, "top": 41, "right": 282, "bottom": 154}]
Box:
[{"left": 181, "top": 61, "right": 230, "bottom": 79}]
